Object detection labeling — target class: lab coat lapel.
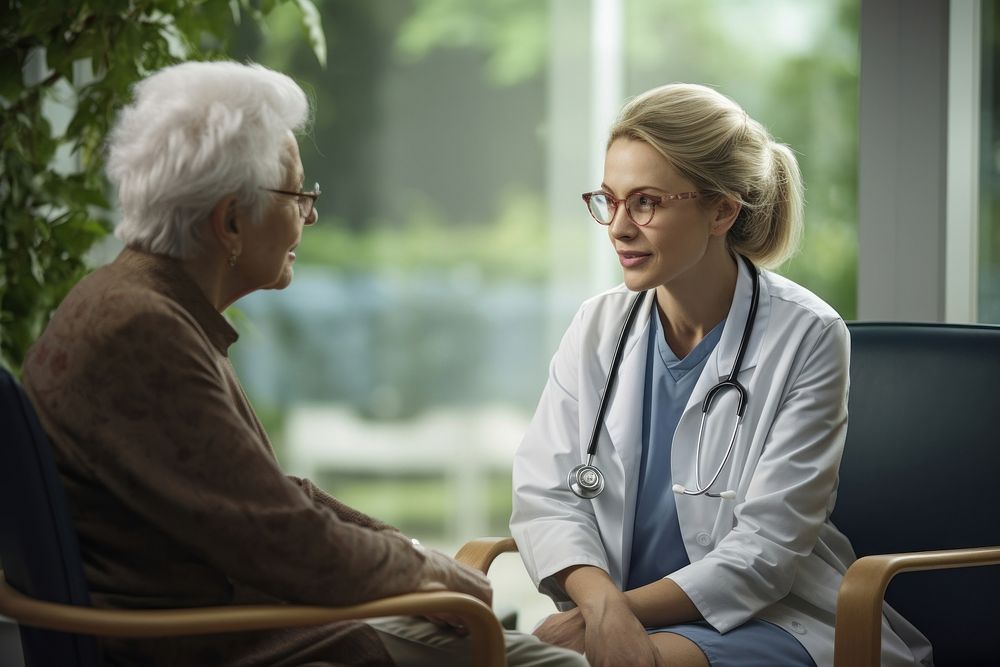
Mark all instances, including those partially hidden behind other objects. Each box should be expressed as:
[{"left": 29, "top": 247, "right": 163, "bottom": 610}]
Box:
[
  {"left": 600, "top": 292, "right": 653, "bottom": 586},
  {"left": 602, "top": 294, "right": 654, "bottom": 483}
]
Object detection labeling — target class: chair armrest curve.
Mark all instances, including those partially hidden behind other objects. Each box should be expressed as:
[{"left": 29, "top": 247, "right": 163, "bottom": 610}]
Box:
[
  {"left": 0, "top": 573, "right": 506, "bottom": 667},
  {"left": 454, "top": 537, "right": 518, "bottom": 574},
  {"left": 834, "top": 546, "right": 1000, "bottom": 667}
]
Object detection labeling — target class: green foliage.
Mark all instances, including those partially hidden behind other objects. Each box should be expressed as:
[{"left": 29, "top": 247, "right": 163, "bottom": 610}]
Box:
[
  {"left": 296, "top": 188, "right": 561, "bottom": 281},
  {"left": 314, "top": 471, "right": 513, "bottom": 540},
  {"left": 233, "top": 1, "right": 861, "bottom": 310},
  {"left": 397, "top": 0, "right": 545, "bottom": 85},
  {"left": 0, "top": 0, "right": 326, "bottom": 373}
]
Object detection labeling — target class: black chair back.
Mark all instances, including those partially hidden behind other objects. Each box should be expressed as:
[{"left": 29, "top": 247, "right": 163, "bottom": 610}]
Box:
[
  {"left": 0, "top": 368, "right": 100, "bottom": 666},
  {"left": 832, "top": 322, "right": 1000, "bottom": 665}
]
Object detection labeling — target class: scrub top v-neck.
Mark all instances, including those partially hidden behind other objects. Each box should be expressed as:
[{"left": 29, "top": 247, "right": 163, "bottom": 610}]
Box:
[{"left": 626, "top": 306, "right": 725, "bottom": 591}]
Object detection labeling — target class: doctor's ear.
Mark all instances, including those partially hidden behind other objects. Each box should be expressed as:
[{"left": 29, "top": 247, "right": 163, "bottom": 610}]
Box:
[{"left": 710, "top": 198, "right": 741, "bottom": 237}]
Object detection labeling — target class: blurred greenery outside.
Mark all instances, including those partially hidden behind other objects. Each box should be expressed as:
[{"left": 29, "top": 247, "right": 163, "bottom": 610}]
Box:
[
  {"left": 981, "top": 3, "right": 1000, "bottom": 323},
  {"left": 4, "top": 1, "right": 862, "bottom": 544},
  {"left": 223, "top": 0, "right": 861, "bottom": 541},
  {"left": 314, "top": 471, "right": 515, "bottom": 537},
  {"left": 235, "top": 0, "right": 858, "bottom": 305}
]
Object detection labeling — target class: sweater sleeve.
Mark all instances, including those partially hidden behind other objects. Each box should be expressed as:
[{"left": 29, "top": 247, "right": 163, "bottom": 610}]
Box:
[
  {"left": 289, "top": 475, "right": 397, "bottom": 532},
  {"left": 42, "top": 297, "right": 426, "bottom": 607}
]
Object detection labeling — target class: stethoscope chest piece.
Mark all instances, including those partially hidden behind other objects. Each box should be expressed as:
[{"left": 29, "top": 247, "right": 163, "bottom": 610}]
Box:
[{"left": 568, "top": 463, "right": 605, "bottom": 499}]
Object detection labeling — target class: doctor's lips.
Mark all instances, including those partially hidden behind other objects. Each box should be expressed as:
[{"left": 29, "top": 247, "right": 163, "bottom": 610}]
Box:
[{"left": 617, "top": 250, "right": 651, "bottom": 268}]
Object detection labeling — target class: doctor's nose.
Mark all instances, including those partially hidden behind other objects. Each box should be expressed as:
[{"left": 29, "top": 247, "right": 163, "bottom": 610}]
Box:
[{"left": 608, "top": 203, "right": 638, "bottom": 239}]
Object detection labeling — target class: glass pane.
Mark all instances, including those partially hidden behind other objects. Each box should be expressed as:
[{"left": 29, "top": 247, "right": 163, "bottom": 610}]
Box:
[{"left": 979, "top": 1, "right": 1000, "bottom": 323}]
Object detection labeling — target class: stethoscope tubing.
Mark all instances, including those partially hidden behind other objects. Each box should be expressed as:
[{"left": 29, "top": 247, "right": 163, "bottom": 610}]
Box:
[
  {"left": 583, "top": 289, "right": 649, "bottom": 464},
  {"left": 675, "top": 254, "right": 760, "bottom": 498},
  {"left": 570, "top": 254, "right": 759, "bottom": 501}
]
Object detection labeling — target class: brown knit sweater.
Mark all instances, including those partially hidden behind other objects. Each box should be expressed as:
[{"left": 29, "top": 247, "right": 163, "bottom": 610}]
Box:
[{"left": 22, "top": 246, "right": 426, "bottom": 666}]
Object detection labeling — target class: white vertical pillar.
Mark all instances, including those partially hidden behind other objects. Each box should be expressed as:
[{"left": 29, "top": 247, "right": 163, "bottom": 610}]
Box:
[
  {"left": 945, "top": 0, "right": 981, "bottom": 323},
  {"left": 546, "top": 0, "right": 597, "bottom": 349},
  {"left": 545, "top": 0, "right": 625, "bottom": 352},
  {"left": 589, "top": 0, "right": 625, "bottom": 294},
  {"left": 858, "top": 0, "right": 950, "bottom": 321}
]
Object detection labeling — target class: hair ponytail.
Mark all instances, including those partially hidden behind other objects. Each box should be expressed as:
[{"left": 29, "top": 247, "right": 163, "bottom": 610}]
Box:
[{"left": 728, "top": 141, "right": 804, "bottom": 267}]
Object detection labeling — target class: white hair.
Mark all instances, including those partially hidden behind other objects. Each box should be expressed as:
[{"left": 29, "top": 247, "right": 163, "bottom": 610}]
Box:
[{"left": 106, "top": 61, "right": 310, "bottom": 259}]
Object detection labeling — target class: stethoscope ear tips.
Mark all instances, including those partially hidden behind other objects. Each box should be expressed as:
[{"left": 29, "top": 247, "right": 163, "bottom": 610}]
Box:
[
  {"left": 673, "top": 484, "right": 737, "bottom": 500},
  {"left": 568, "top": 464, "right": 605, "bottom": 499}
]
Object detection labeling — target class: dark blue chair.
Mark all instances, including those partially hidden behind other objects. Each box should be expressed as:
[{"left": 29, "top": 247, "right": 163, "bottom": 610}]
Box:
[
  {"left": 0, "top": 367, "right": 100, "bottom": 666},
  {"left": 832, "top": 322, "right": 1000, "bottom": 666},
  {"left": 0, "top": 367, "right": 506, "bottom": 666},
  {"left": 460, "top": 322, "right": 1000, "bottom": 667}
]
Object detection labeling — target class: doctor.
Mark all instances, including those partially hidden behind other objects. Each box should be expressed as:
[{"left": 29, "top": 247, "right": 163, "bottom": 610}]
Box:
[{"left": 510, "top": 84, "right": 931, "bottom": 667}]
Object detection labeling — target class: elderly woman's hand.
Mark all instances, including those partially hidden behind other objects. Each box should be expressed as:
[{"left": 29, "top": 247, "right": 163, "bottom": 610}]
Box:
[
  {"left": 533, "top": 607, "right": 586, "bottom": 653},
  {"left": 415, "top": 545, "right": 493, "bottom": 635}
]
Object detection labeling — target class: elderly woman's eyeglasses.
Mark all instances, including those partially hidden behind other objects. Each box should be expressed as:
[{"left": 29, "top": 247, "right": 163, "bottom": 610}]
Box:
[
  {"left": 582, "top": 190, "right": 699, "bottom": 226},
  {"left": 262, "top": 183, "right": 321, "bottom": 223}
]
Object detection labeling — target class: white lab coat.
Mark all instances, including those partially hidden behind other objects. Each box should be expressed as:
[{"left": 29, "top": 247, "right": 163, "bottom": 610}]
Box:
[{"left": 511, "top": 260, "right": 932, "bottom": 667}]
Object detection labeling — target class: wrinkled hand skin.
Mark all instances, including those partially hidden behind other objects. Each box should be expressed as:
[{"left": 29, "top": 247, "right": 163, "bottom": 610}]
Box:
[
  {"left": 416, "top": 547, "right": 494, "bottom": 634},
  {"left": 532, "top": 608, "right": 586, "bottom": 653}
]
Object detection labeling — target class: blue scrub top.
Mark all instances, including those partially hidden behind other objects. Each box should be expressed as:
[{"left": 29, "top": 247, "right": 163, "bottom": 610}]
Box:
[
  {"left": 624, "top": 306, "right": 817, "bottom": 667},
  {"left": 626, "top": 307, "right": 725, "bottom": 591}
]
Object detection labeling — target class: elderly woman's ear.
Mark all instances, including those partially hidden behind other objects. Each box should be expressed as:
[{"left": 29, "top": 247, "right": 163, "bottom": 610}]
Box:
[{"left": 210, "top": 194, "right": 243, "bottom": 265}]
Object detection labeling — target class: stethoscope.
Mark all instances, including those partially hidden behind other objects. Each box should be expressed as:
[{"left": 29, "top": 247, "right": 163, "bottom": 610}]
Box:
[{"left": 568, "top": 254, "right": 760, "bottom": 501}]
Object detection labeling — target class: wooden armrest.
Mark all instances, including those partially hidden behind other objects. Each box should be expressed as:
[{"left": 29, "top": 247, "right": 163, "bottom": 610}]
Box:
[
  {"left": 834, "top": 546, "right": 1000, "bottom": 667},
  {"left": 0, "top": 573, "right": 505, "bottom": 667},
  {"left": 454, "top": 537, "right": 518, "bottom": 574}
]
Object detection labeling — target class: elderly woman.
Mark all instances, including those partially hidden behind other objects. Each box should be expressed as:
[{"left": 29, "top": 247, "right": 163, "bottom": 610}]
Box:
[{"left": 21, "top": 61, "right": 585, "bottom": 667}]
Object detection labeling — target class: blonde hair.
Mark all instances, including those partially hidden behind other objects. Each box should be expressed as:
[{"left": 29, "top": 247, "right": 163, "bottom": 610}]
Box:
[{"left": 608, "top": 83, "right": 803, "bottom": 268}]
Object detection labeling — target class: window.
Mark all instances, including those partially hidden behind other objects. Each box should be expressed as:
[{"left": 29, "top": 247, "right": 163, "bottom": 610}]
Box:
[
  {"left": 980, "top": 1, "right": 1000, "bottom": 323},
  {"left": 230, "top": 0, "right": 859, "bottom": 628}
]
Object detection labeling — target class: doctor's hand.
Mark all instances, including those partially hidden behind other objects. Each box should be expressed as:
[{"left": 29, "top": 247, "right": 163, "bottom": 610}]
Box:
[{"left": 577, "top": 594, "right": 666, "bottom": 667}]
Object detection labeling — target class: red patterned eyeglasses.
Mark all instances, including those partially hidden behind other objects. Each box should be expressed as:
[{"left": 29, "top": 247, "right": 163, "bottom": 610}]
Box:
[{"left": 582, "top": 190, "right": 699, "bottom": 226}]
